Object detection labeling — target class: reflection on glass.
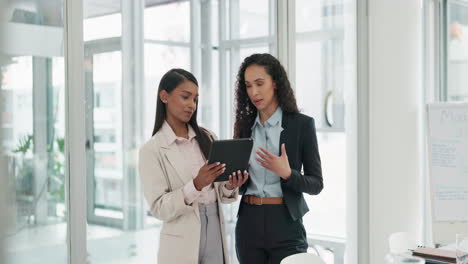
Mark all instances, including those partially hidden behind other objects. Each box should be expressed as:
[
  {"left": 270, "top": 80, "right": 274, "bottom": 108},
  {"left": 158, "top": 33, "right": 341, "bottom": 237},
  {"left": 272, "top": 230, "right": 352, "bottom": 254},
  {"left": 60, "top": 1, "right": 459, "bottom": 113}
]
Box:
[
  {"left": 1, "top": 1, "right": 67, "bottom": 261},
  {"left": 295, "top": 41, "right": 324, "bottom": 123},
  {"left": 295, "top": 0, "right": 346, "bottom": 130},
  {"left": 295, "top": 0, "right": 354, "bottom": 254},
  {"left": 447, "top": 1, "right": 468, "bottom": 101},
  {"left": 91, "top": 51, "right": 123, "bottom": 216},
  {"left": 7, "top": 0, "right": 63, "bottom": 27},
  {"left": 2, "top": 55, "right": 67, "bottom": 263}
]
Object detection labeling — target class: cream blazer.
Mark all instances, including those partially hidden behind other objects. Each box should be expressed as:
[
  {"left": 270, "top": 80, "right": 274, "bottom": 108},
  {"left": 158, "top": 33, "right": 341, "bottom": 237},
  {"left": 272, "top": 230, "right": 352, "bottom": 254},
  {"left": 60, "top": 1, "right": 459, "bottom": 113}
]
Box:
[{"left": 138, "top": 129, "right": 238, "bottom": 264}]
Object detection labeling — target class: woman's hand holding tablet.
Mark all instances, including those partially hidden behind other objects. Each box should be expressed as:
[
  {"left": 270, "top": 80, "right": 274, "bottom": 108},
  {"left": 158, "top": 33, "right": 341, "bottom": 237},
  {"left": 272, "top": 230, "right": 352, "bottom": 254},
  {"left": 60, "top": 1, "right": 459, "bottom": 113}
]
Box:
[
  {"left": 207, "top": 138, "right": 253, "bottom": 182},
  {"left": 225, "top": 170, "right": 249, "bottom": 190},
  {"left": 193, "top": 162, "right": 226, "bottom": 191}
]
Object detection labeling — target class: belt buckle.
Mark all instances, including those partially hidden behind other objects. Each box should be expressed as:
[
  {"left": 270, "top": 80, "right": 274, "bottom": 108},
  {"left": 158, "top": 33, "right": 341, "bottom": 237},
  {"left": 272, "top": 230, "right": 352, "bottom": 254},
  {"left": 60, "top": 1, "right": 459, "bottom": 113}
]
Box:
[{"left": 254, "top": 196, "right": 263, "bottom": 206}]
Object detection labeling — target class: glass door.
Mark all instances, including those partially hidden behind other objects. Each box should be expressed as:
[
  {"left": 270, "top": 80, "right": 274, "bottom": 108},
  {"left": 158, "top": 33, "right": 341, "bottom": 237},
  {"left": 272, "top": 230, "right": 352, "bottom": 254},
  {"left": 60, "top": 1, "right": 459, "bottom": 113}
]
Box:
[
  {"left": 84, "top": 3, "right": 157, "bottom": 262},
  {"left": 85, "top": 41, "right": 123, "bottom": 228},
  {"left": 294, "top": 0, "right": 356, "bottom": 262}
]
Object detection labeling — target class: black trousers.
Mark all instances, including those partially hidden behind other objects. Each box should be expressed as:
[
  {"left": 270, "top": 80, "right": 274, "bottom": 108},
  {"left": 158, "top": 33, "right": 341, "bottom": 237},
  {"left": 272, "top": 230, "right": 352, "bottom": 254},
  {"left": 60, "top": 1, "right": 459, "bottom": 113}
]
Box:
[{"left": 235, "top": 202, "right": 308, "bottom": 264}]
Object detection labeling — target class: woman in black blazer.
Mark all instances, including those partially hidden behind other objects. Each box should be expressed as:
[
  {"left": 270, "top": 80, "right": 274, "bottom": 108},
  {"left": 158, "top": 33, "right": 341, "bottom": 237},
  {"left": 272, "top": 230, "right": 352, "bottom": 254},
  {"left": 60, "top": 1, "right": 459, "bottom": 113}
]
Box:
[{"left": 233, "top": 53, "right": 323, "bottom": 264}]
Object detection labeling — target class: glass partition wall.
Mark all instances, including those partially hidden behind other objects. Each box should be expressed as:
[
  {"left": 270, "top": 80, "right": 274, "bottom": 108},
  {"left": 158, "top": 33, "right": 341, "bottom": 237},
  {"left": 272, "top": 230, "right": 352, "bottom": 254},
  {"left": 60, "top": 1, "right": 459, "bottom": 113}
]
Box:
[
  {"left": 1, "top": 1, "right": 68, "bottom": 263},
  {"left": 294, "top": 0, "right": 355, "bottom": 262}
]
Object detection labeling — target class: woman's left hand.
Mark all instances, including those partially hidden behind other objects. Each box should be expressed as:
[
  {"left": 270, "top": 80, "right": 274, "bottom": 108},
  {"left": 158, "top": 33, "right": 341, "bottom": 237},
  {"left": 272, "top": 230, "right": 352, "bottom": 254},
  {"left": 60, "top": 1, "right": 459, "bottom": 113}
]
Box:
[
  {"left": 255, "top": 144, "right": 292, "bottom": 180},
  {"left": 225, "top": 170, "right": 249, "bottom": 190}
]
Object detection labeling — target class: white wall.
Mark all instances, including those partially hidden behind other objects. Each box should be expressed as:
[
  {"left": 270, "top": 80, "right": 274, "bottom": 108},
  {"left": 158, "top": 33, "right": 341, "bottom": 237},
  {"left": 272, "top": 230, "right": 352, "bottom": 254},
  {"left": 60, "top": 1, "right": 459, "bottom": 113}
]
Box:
[{"left": 367, "top": 0, "right": 423, "bottom": 262}]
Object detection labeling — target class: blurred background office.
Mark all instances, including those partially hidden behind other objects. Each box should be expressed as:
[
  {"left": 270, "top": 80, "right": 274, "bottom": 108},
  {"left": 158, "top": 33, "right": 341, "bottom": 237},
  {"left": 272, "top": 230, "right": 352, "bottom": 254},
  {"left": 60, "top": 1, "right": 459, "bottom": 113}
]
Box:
[{"left": 0, "top": 0, "right": 467, "bottom": 264}]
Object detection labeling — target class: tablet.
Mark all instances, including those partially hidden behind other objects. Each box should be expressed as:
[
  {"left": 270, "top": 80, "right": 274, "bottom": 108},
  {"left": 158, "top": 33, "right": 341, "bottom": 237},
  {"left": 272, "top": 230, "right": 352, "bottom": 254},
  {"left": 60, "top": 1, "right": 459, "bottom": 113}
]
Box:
[{"left": 207, "top": 138, "right": 253, "bottom": 182}]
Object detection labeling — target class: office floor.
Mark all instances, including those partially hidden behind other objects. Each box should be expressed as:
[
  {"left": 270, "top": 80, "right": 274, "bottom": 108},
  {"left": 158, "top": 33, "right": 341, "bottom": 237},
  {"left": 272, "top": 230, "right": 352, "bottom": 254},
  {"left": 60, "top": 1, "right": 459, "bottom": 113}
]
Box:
[
  {"left": 5, "top": 222, "right": 160, "bottom": 264},
  {"left": 5, "top": 220, "right": 332, "bottom": 264}
]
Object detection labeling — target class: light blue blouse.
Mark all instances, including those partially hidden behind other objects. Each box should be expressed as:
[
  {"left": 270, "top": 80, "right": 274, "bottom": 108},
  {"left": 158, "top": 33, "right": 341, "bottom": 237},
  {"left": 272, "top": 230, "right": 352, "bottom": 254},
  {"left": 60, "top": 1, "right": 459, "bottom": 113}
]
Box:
[{"left": 245, "top": 107, "right": 284, "bottom": 197}]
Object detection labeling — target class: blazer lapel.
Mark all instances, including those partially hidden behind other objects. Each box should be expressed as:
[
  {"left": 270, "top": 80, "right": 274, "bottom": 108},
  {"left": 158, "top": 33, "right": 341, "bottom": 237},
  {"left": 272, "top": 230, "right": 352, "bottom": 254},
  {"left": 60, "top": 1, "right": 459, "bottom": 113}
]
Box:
[
  {"left": 157, "top": 134, "right": 193, "bottom": 185},
  {"left": 156, "top": 132, "right": 200, "bottom": 222},
  {"left": 279, "top": 112, "right": 290, "bottom": 154}
]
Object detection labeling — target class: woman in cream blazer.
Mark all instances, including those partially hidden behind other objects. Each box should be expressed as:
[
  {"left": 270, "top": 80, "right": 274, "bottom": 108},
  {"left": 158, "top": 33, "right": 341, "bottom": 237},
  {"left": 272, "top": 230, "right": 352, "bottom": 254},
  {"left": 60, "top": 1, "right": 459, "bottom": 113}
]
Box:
[{"left": 139, "top": 68, "right": 248, "bottom": 264}]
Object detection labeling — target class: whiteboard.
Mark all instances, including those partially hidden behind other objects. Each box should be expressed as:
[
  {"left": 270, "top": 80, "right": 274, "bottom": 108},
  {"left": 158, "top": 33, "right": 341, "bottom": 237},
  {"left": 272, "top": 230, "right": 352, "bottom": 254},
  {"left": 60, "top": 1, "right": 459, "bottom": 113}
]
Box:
[{"left": 427, "top": 103, "right": 468, "bottom": 222}]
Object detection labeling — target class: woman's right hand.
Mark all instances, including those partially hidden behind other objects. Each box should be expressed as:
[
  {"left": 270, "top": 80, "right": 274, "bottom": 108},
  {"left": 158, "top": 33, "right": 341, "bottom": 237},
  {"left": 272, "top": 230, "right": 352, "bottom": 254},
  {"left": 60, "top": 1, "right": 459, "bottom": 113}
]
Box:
[{"left": 193, "top": 162, "right": 226, "bottom": 191}]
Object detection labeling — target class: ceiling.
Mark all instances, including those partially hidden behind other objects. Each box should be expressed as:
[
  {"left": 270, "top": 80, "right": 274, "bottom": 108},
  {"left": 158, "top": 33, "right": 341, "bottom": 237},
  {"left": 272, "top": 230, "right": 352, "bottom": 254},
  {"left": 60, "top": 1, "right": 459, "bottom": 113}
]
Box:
[{"left": 6, "top": 0, "right": 185, "bottom": 25}]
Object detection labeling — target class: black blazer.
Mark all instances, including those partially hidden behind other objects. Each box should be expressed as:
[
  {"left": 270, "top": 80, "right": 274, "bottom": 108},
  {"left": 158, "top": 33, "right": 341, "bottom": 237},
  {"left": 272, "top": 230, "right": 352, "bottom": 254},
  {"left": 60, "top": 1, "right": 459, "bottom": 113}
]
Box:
[{"left": 240, "top": 111, "right": 323, "bottom": 221}]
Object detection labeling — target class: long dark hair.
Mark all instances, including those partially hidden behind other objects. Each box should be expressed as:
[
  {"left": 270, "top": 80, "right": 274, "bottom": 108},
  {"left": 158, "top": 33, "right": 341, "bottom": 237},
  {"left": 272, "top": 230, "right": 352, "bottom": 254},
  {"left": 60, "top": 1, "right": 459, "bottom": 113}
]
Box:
[
  {"left": 234, "top": 53, "right": 299, "bottom": 138},
  {"left": 151, "top": 68, "right": 212, "bottom": 159}
]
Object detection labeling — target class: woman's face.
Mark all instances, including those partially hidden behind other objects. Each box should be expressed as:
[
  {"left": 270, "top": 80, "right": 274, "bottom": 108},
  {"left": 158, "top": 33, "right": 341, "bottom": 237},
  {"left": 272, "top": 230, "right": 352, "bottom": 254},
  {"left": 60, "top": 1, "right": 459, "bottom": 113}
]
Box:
[
  {"left": 244, "top": 64, "right": 277, "bottom": 112},
  {"left": 160, "top": 80, "right": 199, "bottom": 124}
]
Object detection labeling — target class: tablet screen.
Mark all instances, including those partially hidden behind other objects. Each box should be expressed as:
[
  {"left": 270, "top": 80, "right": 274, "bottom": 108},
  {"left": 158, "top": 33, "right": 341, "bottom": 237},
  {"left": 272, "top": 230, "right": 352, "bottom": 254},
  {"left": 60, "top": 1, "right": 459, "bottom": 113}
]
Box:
[{"left": 207, "top": 138, "right": 253, "bottom": 182}]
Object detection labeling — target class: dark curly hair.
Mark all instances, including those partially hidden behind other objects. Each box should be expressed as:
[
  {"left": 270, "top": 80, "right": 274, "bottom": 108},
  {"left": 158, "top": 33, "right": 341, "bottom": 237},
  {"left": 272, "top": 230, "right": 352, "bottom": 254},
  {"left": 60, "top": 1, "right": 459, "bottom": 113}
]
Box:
[{"left": 234, "top": 53, "right": 299, "bottom": 138}]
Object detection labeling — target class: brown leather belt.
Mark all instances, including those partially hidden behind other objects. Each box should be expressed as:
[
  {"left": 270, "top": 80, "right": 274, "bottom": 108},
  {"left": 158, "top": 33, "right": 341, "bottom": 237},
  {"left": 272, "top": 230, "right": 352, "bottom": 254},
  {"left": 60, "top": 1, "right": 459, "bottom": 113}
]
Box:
[{"left": 242, "top": 195, "right": 284, "bottom": 205}]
